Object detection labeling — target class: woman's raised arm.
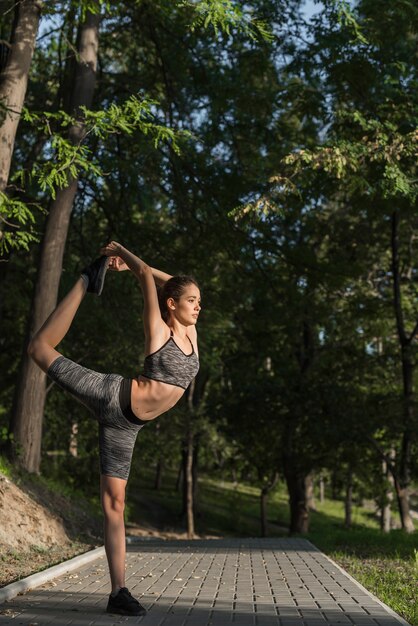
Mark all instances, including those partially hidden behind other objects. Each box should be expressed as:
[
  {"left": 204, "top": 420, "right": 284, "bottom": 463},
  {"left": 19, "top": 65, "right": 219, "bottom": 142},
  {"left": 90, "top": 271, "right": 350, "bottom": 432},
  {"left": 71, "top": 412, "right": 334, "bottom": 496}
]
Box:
[{"left": 100, "top": 242, "right": 164, "bottom": 337}]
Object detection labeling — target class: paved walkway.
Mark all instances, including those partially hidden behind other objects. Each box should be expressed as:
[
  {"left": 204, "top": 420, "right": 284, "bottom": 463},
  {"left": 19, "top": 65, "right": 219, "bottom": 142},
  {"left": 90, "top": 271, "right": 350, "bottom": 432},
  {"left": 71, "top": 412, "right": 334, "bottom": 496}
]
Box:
[{"left": 0, "top": 538, "right": 408, "bottom": 626}]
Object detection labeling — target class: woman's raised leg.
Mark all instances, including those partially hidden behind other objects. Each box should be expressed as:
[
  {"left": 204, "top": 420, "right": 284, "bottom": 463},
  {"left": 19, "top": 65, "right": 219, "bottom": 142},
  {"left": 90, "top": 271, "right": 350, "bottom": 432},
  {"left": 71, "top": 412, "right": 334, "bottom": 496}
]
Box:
[
  {"left": 28, "top": 277, "right": 88, "bottom": 373},
  {"left": 28, "top": 256, "right": 109, "bottom": 373}
]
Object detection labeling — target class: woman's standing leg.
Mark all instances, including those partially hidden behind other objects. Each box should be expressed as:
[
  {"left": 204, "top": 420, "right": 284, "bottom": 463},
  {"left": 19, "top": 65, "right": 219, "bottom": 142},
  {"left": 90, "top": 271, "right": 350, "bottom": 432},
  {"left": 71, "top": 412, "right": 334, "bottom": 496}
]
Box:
[
  {"left": 100, "top": 475, "right": 127, "bottom": 592},
  {"left": 101, "top": 474, "right": 146, "bottom": 616}
]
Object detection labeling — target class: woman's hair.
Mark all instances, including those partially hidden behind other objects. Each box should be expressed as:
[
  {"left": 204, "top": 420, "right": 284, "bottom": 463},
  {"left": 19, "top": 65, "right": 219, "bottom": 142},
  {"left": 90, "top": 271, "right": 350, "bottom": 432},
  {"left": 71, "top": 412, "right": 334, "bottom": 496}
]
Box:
[{"left": 158, "top": 275, "right": 199, "bottom": 322}]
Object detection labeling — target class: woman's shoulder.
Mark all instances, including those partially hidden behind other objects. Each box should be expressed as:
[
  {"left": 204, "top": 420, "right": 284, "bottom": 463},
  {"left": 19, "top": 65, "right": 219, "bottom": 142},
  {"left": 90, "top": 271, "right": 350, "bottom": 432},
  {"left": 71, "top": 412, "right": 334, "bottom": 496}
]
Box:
[{"left": 187, "top": 324, "right": 197, "bottom": 339}]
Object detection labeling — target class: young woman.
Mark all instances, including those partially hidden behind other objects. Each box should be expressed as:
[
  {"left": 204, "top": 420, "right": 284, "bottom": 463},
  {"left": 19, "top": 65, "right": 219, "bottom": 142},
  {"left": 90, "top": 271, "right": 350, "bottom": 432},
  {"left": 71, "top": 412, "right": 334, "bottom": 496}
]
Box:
[{"left": 28, "top": 241, "right": 201, "bottom": 616}]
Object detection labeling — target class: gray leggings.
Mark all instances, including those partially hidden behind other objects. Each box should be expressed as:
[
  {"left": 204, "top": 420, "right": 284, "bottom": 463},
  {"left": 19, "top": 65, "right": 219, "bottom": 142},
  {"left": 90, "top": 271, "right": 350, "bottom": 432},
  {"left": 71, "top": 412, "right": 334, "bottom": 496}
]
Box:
[{"left": 47, "top": 355, "right": 143, "bottom": 480}]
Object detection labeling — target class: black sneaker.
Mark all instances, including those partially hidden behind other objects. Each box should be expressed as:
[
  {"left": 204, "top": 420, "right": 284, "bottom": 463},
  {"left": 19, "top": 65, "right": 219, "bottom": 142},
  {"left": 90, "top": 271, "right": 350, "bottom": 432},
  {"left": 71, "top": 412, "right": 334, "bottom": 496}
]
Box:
[
  {"left": 81, "top": 256, "right": 110, "bottom": 296},
  {"left": 106, "top": 587, "right": 147, "bottom": 616}
]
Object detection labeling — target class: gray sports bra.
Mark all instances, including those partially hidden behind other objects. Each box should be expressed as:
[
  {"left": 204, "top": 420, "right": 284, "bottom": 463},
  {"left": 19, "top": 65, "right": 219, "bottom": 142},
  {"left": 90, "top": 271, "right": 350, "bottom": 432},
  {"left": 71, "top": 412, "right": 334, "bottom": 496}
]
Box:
[{"left": 142, "top": 330, "right": 199, "bottom": 390}]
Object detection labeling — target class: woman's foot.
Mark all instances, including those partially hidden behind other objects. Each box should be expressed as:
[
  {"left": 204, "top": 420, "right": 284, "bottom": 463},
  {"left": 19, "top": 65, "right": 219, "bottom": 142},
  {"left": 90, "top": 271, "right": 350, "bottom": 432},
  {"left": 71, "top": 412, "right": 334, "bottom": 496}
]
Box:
[
  {"left": 106, "top": 587, "right": 147, "bottom": 616},
  {"left": 81, "top": 256, "right": 110, "bottom": 296}
]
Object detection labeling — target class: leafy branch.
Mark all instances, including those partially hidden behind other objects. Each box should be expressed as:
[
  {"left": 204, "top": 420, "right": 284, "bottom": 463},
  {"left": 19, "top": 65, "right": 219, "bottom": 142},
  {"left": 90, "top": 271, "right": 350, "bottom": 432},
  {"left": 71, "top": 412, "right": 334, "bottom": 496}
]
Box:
[
  {"left": 16, "top": 95, "right": 192, "bottom": 199},
  {"left": 178, "top": 0, "right": 273, "bottom": 42},
  {"left": 282, "top": 117, "right": 418, "bottom": 199},
  {"left": 232, "top": 113, "right": 418, "bottom": 220},
  {"left": 322, "top": 0, "right": 369, "bottom": 44},
  {"left": 0, "top": 194, "right": 40, "bottom": 255},
  {"left": 1, "top": 95, "right": 191, "bottom": 255}
]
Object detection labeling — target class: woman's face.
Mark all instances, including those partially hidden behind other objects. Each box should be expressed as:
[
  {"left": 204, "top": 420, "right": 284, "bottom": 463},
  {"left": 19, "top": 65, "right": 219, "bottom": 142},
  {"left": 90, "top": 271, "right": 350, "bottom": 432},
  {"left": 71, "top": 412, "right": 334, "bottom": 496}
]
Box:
[{"left": 169, "top": 284, "right": 201, "bottom": 326}]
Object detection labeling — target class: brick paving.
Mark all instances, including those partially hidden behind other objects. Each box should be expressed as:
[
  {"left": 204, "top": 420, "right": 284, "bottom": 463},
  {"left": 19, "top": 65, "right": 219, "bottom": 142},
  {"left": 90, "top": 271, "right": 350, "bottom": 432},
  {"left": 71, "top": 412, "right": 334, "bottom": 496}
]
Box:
[{"left": 0, "top": 538, "right": 408, "bottom": 626}]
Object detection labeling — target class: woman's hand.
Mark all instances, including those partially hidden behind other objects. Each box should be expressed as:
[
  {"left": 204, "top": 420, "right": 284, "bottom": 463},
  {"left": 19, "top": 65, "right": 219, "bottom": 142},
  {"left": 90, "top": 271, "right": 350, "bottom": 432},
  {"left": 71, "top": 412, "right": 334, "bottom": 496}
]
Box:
[
  {"left": 100, "top": 241, "right": 123, "bottom": 257},
  {"left": 100, "top": 242, "right": 130, "bottom": 271},
  {"left": 108, "top": 256, "right": 129, "bottom": 271}
]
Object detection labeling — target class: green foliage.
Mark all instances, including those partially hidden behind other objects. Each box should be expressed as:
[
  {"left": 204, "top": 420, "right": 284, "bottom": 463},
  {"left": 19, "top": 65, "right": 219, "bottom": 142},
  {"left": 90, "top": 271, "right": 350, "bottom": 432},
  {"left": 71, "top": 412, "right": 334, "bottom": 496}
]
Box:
[
  {"left": 0, "top": 193, "right": 40, "bottom": 255},
  {"left": 0, "top": 454, "right": 12, "bottom": 477},
  {"left": 29, "top": 135, "right": 102, "bottom": 199},
  {"left": 18, "top": 96, "right": 191, "bottom": 200},
  {"left": 42, "top": 0, "right": 111, "bottom": 19},
  {"left": 178, "top": 0, "right": 273, "bottom": 41},
  {"left": 1, "top": 95, "right": 192, "bottom": 254},
  {"left": 281, "top": 116, "right": 418, "bottom": 200},
  {"left": 332, "top": 0, "right": 369, "bottom": 44}
]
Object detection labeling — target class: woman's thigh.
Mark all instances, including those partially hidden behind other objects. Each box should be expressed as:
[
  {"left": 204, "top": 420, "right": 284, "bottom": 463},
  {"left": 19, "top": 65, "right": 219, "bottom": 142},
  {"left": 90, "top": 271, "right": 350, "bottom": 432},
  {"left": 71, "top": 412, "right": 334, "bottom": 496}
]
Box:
[
  {"left": 47, "top": 355, "right": 111, "bottom": 415},
  {"left": 99, "top": 422, "right": 140, "bottom": 481}
]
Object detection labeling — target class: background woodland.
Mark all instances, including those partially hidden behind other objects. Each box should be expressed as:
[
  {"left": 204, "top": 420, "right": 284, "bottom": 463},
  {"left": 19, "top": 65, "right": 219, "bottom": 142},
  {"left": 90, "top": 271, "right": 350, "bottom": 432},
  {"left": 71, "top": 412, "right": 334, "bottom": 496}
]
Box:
[{"left": 0, "top": 0, "right": 417, "bottom": 538}]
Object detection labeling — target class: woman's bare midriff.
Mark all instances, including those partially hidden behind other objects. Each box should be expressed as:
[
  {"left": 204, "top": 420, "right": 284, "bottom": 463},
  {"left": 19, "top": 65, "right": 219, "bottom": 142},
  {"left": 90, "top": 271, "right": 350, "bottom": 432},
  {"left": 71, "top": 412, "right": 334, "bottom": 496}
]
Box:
[{"left": 130, "top": 376, "right": 185, "bottom": 421}]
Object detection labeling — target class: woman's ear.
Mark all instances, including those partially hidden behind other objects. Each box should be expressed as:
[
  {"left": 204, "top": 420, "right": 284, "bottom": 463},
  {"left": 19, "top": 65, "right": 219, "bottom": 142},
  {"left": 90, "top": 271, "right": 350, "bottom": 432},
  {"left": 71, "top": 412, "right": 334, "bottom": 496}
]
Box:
[{"left": 167, "top": 297, "right": 176, "bottom": 310}]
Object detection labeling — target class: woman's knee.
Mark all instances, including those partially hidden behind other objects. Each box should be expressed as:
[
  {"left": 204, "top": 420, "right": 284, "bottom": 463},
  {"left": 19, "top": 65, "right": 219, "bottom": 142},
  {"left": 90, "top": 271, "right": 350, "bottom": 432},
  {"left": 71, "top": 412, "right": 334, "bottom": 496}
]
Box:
[
  {"left": 27, "top": 336, "right": 60, "bottom": 372},
  {"left": 27, "top": 336, "right": 40, "bottom": 359},
  {"left": 101, "top": 480, "right": 126, "bottom": 516},
  {"left": 28, "top": 334, "right": 52, "bottom": 360}
]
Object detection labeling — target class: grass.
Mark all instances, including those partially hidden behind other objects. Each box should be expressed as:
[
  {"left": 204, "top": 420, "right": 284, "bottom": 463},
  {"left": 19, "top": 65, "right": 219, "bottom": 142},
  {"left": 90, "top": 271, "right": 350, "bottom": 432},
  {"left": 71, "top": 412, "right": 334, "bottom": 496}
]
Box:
[
  {"left": 307, "top": 504, "right": 418, "bottom": 625},
  {"left": 130, "top": 466, "right": 418, "bottom": 625},
  {"left": 0, "top": 454, "right": 12, "bottom": 478}
]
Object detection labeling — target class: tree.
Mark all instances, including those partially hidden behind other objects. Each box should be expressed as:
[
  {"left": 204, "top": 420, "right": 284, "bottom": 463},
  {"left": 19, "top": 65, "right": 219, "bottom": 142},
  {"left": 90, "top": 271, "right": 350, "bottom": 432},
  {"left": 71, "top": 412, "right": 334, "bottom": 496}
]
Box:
[
  {"left": 10, "top": 5, "right": 101, "bottom": 472},
  {"left": 0, "top": 0, "right": 42, "bottom": 248},
  {"left": 0, "top": 0, "right": 42, "bottom": 191}
]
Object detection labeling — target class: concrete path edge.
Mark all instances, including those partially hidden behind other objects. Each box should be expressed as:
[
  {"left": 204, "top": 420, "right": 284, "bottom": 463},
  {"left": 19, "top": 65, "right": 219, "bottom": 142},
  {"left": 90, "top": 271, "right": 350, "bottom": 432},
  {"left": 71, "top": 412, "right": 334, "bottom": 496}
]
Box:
[
  {"left": 0, "top": 545, "right": 105, "bottom": 604},
  {"left": 306, "top": 541, "right": 412, "bottom": 626}
]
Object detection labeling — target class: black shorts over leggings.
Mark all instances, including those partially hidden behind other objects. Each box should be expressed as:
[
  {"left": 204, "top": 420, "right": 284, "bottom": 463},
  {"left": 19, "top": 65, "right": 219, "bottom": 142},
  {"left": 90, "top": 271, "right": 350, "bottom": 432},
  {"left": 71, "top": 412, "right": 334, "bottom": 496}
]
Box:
[{"left": 47, "top": 355, "right": 144, "bottom": 480}]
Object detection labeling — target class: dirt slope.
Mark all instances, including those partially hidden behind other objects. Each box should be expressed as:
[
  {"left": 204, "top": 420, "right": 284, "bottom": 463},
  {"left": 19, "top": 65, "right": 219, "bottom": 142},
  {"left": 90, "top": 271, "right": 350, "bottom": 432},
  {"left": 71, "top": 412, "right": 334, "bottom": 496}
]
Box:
[
  {"left": 0, "top": 470, "right": 102, "bottom": 588},
  {"left": 0, "top": 473, "right": 70, "bottom": 549}
]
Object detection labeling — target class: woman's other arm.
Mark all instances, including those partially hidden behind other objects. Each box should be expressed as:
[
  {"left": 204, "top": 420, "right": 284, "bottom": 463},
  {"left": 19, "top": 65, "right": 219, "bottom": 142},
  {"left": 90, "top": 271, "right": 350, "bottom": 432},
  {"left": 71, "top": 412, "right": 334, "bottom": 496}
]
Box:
[
  {"left": 150, "top": 267, "right": 172, "bottom": 286},
  {"left": 106, "top": 252, "right": 171, "bottom": 287}
]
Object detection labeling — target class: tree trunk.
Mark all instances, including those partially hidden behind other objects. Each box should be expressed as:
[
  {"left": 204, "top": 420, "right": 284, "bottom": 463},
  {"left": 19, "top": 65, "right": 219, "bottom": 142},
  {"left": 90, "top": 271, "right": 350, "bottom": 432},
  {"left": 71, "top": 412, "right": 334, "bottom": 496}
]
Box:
[
  {"left": 261, "top": 488, "right": 268, "bottom": 538},
  {"left": 390, "top": 209, "right": 415, "bottom": 533},
  {"left": 181, "top": 444, "right": 187, "bottom": 514},
  {"left": 306, "top": 473, "right": 316, "bottom": 511},
  {"left": 9, "top": 9, "right": 100, "bottom": 473},
  {"left": 192, "top": 435, "right": 199, "bottom": 502},
  {"left": 381, "top": 458, "right": 393, "bottom": 533},
  {"left": 185, "top": 379, "right": 196, "bottom": 539},
  {"left": 331, "top": 470, "right": 339, "bottom": 500},
  {"left": 185, "top": 426, "right": 195, "bottom": 539},
  {"left": 176, "top": 461, "right": 183, "bottom": 492},
  {"left": 344, "top": 468, "right": 353, "bottom": 529},
  {"left": 154, "top": 457, "right": 164, "bottom": 490},
  {"left": 394, "top": 473, "right": 415, "bottom": 533},
  {"left": 260, "top": 472, "right": 279, "bottom": 537},
  {"left": 283, "top": 466, "right": 310, "bottom": 534},
  {"left": 319, "top": 475, "right": 325, "bottom": 503},
  {"left": 0, "top": 0, "right": 42, "bottom": 193}
]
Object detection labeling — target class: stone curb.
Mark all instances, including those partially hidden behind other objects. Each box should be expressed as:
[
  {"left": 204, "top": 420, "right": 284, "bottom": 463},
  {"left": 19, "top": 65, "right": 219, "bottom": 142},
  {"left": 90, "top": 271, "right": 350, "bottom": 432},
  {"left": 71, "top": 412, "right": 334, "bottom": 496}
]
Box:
[
  {"left": 306, "top": 540, "right": 412, "bottom": 626},
  {"left": 0, "top": 546, "right": 105, "bottom": 604}
]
